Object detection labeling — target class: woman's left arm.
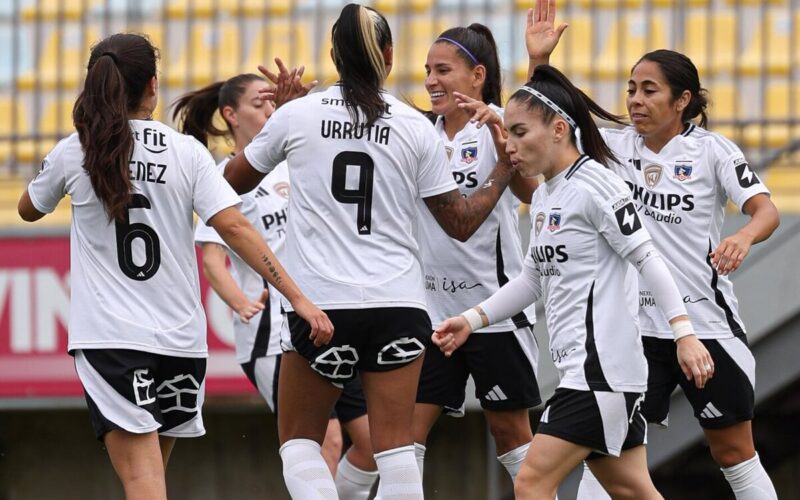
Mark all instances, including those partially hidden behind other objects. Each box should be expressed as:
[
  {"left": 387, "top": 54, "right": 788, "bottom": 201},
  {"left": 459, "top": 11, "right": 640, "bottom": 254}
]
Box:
[{"left": 710, "top": 193, "right": 780, "bottom": 275}]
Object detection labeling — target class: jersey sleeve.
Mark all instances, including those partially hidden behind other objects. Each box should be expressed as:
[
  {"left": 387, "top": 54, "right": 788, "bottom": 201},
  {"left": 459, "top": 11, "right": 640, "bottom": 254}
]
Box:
[
  {"left": 191, "top": 142, "right": 241, "bottom": 223},
  {"left": 27, "top": 144, "right": 68, "bottom": 214},
  {"left": 580, "top": 169, "right": 651, "bottom": 259},
  {"left": 415, "top": 120, "right": 458, "bottom": 198},
  {"left": 479, "top": 253, "right": 542, "bottom": 326},
  {"left": 244, "top": 105, "right": 291, "bottom": 175},
  {"left": 712, "top": 139, "right": 770, "bottom": 212}
]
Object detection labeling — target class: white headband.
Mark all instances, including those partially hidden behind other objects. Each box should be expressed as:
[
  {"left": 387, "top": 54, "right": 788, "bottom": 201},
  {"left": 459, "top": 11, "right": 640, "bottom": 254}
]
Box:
[
  {"left": 518, "top": 85, "right": 584, "bottom": 154},
  {"left": 518, "top": 85, "right": 577, "bottom": 130}
]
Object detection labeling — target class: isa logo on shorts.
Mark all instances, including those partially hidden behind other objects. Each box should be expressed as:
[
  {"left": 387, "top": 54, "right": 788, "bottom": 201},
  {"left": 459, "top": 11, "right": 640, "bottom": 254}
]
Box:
[
  {"left": 547, "top": 211, "right": 561, "bottom": 232},
  {"left": 674, "top": 162, "right": 692, "bottom": 181},
  {"left": 461, "top": 146, "right": 478, "bottom": 164}
]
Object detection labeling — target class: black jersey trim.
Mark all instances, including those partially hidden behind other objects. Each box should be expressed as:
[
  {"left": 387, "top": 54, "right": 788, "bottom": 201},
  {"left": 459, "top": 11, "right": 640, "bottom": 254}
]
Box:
[
  {"left": 496, "top": 228, "right": 533, "bottom": 329},
  {"left": 681, "top": 123, "right": 696, "bottom": 137},
  {"left": 565, "top": 155, "right": 591, "bottom": 180},
  {"left": 583, "top": 281, "right": 612, "bottom": 391},
  {"left": 250, "top": 278, "right": 273, "bottom": 361},
  {"left": 705, "top": 240, "right": 745, "bottom": 339}
]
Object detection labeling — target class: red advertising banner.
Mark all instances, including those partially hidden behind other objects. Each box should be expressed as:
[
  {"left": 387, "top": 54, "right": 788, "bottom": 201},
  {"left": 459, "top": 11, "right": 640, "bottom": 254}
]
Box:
[{"left": 0, "top": 235, "right": 255, "bottom": 398}]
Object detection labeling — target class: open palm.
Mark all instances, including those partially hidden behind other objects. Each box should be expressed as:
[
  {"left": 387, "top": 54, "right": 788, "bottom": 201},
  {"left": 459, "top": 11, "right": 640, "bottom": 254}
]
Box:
[{"left": 525, "top": 0, "right": 568, "bottom": 62}]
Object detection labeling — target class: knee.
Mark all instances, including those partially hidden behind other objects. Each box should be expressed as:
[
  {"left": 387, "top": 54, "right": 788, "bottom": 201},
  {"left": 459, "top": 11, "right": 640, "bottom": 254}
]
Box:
[
  {"left": 514, "top": 463, "right": 556, "bottom": 499},
  {"left": 488, "top": 416, "right": 532, "bottom": 453},
  {"left": 710, "top": 445, "right": 756, "bottom": 468}
]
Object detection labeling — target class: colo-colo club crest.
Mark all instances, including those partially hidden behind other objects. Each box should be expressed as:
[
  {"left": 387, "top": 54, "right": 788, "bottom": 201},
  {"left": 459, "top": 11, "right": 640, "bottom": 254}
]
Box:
[{"left": 674, "top": 161, "right": 693, "bottom": 181}]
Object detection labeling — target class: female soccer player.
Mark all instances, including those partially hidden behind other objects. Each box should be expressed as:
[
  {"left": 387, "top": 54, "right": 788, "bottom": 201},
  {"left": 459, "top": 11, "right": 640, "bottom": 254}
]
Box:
[
  {"left": 432, "top": 64, "right": 713, "bottom": 500},
  {"left": 173, "top": 73, "right": 379, "bottom": 498},
  {"left": 412, "top": 23, "right": 540, "bottom": 483},
  {"left": 17, "top": 34, "right": 330, "bottom": 500},
  {"left": 527, "top": 3, "right": 781, "bottom": 498},
  {"left": 224, "top": 4, "right": 519, "bottom": 498}
]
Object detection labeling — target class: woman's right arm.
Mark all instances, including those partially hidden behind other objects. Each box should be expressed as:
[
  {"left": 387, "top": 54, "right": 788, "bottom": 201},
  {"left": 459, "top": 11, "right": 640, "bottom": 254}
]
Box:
[
  {"left": 18, "top": 190, "right": 46, "bottom": 222},
  {"left": 207, "top": 207, "right": 334, "bottom": 345},
  {"left": 433, "top": 260, "right": 542, "bottom": 356},
  {"left": 200, "top": 242, "right": 267, "bottom": 324}
]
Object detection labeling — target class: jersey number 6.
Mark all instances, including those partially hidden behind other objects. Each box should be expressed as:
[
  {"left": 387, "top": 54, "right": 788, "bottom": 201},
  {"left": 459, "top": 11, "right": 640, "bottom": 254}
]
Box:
[
  {"left": 331, "top": 151, "right": 374, "bottom": 235},
  {"left": 115, "top": 193, "right": 161, "bottom": 281}
]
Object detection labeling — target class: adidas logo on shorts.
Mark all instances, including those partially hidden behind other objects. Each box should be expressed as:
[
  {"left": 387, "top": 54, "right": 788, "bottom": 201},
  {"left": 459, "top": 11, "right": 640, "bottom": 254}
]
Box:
[
  {"left": 699, "top": 402, "right": 723, "bottom": 419},
  {"left": 484, "top": 385, "right": 508, "bottom": 401}
]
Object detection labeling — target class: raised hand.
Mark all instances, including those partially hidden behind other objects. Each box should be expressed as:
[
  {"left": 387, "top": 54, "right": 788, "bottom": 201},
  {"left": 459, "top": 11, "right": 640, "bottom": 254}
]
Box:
[
  {"left": 257, "top": 57, "right": 318, "bottom": 108},
  {"left": 525, "top": 0, "right": 568, "bottom": 65}
]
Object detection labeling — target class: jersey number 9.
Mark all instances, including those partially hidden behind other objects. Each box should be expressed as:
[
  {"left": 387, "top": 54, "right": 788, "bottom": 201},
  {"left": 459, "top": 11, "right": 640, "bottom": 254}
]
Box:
[
  {"left": 115, "top": 193, "right": 161, "bottom": 281},
  {"left": 331, "top": 151, "right": 374, "bottom": 235}
]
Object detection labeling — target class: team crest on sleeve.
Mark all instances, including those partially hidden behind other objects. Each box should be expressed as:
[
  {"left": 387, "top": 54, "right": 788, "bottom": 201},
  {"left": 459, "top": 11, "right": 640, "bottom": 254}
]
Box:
[
  {"left": 674, "top": 161, "right": 693, "bottom": 181},
  {"left": 734, "top": 158, "right": 761, "bottom": 188},
  {"left": 460, "top": 144, "right": 478, "bottom": 164},
  {"left": 547, "top": 211, "right": 562, "bottom": 232},
  {"left": 445, "top": 146, "right": 454, "bottom": 160},
  {"left": 311, "top": 345, "right": 359, "bottom": 379},
  {"left": 535, "top": 212, "right": 546, "bottom": 236},
  {"left": 614, "top": 202, "right": 642, "bottom": 235},
  {"left": 643, "top": 164, "right": 663, "bottom": 189}
]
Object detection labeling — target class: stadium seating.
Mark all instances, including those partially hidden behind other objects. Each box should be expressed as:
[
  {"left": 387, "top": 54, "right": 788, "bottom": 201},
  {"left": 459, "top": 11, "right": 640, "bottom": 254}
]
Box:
[
  {"left": 394, "top": 18, "right": 450, "bottom": 82},
  {"left": 36, "top": 96, "right": 76, "bottom": 154},
  {"left": 17, "top": 24, "right": 100, "bottom": 90},
  {"left": 740, "top": 10, "right": 797, "bottom": 76},
  {"left": 705, "top": 82, "right": 739, "bottom": 139},
  {"left": 681, "top": 11, "right": 737, "bottom": 76},
  {"left": 595, "top": 13, "right": 666, "bottom": 79},
  {"left": 165, "top": 21, "right": 241, "bottom": 86},
  {"left": 241, "top": 23, "right": 311, "bottom": 79},
  {"left": 21, "top": 0, "right": 98, "bottom": 21},
  {"left": 373, "top": 0, "right": 432, "bottom": 14},
  {"left": 0, "top": 99, "right": 35, "bottom": 164},
  {"left": 743, "top": 83, "right": 800, "bottom": 149},
  {"left": 166, "top": 0, "right": 291, "bottom": 19}
]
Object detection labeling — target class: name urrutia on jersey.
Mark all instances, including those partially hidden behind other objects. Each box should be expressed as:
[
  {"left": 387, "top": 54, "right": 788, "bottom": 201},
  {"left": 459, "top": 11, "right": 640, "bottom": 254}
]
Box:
[{"left": 320, "top": 98, "right": 392, "bottom": 145}]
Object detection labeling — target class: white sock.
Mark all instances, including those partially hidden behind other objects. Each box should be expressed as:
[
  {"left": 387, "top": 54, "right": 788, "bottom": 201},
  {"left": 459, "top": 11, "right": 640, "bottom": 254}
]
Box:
[
  {"left": 335, "top": 454, "right": 379, "bottom": 500},
  {"left": 497, "top": 441, "right": 531, "bottom": 481},
  {"left": 279, "top": 439, "right": 338, "bottom": 500},
  {"left": 374, "top": 445, "right": 423, "bottom": 500},
  {"left": 414, "top": 442, "right": 426, "bottom": 480},
  {"left": 721, "top": 453, "right": 778, "bottom": 500},
  {"left": 576, "top": 462, "right": 611, "bottom": 500}
]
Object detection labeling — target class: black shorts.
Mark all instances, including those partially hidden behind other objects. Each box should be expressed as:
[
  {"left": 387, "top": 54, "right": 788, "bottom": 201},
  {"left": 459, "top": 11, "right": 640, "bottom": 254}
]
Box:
[
  {"left": 537, "top": 388, "right": 647, "bottom": 458},
  {"left": 75, "top": 349, "right": 206, "bottom": 441},
  {"left": 286, "top": 307, "right": 430, "bottom": 384},
  {"left": 416, "top": 328, "right": 541, "bottom": 416},
  {"left": 641, "top": 336, "right": 755, "bottom": 429}
]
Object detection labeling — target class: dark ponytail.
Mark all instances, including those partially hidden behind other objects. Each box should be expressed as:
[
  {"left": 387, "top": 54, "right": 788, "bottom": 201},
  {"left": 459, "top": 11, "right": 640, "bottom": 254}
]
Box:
[
  {"left": 172, "top": 74, "right": 265, "bottom": 146},
  {"left": 72, "top": 33, "right": 157, "bottom": 222},
  {"left": 331, "top": 3, "right": 392, "bottom": 126},
  {"left": 435, "top": 23, "right": 502, "bottom": 106},
  {"left": 510, "top": 65, "right": 626, "bottom": 167},
  {"left": 635, "top": 49, "right": 708, "bottom": 128}
]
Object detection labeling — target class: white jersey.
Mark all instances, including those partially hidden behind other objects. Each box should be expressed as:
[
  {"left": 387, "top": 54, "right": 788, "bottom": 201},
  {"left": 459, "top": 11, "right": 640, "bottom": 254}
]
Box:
[
  {"left": 27, "top": 120, "right": 241, "bottom": 357},
  {"left": 418, "top": 106, "right": 535, "bottom": 332},
  {"left": 602, "top": 125, "right": 770, "bottom": 340},
  {"left": 527, "top": 156, "right": 650, "bottom": 392},
  {"left": 195, "top": 159, "right": 290, "bottom": 362},
  {"left": 244, "top": 85, "right": 457, "bottom": 311}
]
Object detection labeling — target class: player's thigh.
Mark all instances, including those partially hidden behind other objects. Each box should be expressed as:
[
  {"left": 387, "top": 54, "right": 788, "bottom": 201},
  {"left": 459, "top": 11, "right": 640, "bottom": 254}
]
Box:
[
  {"left": 515, "top": 433, "right": 590, "bottom": 498},
  {"left": 587, "top": 445, "right": 661, "bottom": 500}
]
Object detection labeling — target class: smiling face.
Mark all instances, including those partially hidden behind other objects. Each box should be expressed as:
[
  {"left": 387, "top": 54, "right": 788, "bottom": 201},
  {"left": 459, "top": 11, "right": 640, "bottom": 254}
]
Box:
[
  {"left": 626, "top": 59, "right": 689, "bottom": 146},
  {"left": 424, "top": 41, "right": 484, "bottom": 117}
]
